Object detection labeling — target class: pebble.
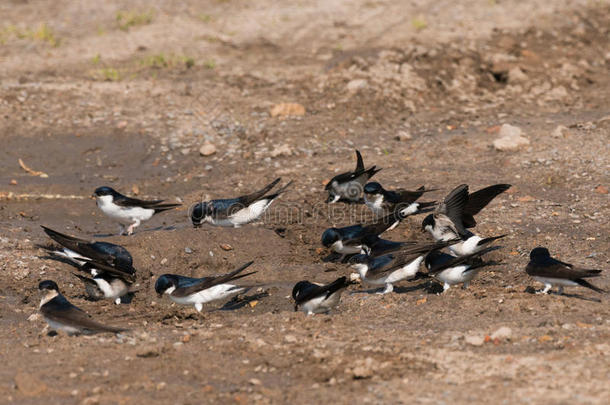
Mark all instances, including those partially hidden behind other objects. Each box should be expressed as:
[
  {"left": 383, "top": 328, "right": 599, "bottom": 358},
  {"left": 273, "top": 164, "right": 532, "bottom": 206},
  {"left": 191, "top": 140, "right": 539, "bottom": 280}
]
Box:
[
  {"left": 160, "top": 258, "right": 168, "bottom": 265},
  {"left": 508, "top": 66, "right": 528, "bottom": 83},
  {"left": 270, "top": 103, "right": 305, "bottom": 118},
  {"left": 493, "top": 124, "right": 530, "bottom": 151},
  {"left": 346, "top": 79, "right": 368, "bottom": 91},
  {"left": 249, "top": 378, "right": 262, "bottom": 385},
  {"left": 185, "top": 247, "right": 193, "bottom": 254},
  {"left": 491, "top": 326, "right": 512, "bottom": 340},
  {"left": 199, "top": 143, "right": 217, "bottom": 156},
  {"left": 395, "top": 130, "right": 412, "bottom": 141},
  {"left": 464, "top": 334, "right": 485, "bottom": 346},
  {"left": 552, "top": 125, "right": 569, "bottom": 138},
  {"left": 284, "top": 335, "right": 297, "bottom": 343}
]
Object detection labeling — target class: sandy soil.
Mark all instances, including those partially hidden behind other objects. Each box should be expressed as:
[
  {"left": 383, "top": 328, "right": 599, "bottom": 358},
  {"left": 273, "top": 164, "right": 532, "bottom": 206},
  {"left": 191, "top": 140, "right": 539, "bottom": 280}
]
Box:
[{"left": 1, "top": 1, "right": 609, "bottom": 404}]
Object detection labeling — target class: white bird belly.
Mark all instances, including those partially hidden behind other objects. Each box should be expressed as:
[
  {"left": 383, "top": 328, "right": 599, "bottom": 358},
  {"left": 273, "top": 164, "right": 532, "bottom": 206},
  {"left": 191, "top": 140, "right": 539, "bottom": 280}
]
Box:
[
  {"left": 170, "top": 284, "right": 243, "bottom": 306},
  {"left": 45, "top": 318, "right": 81, "bottom": 335},
  {"left": 448, "top": 236, "right": 482, "bottom": 256},
  {"left": 97, "top": 198, "right": 154, "bottom": 224},
  {"left": 301, "top": 292, "right": 342, "bottom": 314},
  {"left": 385, "top": 256, "right": 424, "bottom": 284},
  {"left": 332, "top": 240, "right": 362, "bottom": 254},
  {"left": 435, "top": 265, "right": 475, "bottom": 285},
  {"left": 228, "top": 199, "right": 272, "bottom": 225},
  {"left": 94, "top": 278, "right": 128, "bottom": 299}
]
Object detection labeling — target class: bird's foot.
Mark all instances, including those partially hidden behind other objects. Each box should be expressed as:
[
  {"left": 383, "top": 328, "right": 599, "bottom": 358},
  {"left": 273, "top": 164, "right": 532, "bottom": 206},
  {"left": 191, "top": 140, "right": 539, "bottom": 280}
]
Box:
[{"left": 377, "top": 284, "right": 393, "bottom": 294}]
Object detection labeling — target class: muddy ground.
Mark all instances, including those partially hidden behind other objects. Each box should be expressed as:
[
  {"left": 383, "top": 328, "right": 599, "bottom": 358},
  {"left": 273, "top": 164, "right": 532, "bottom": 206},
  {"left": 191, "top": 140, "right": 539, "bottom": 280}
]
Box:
[{"left": 1, "top": 1, "right": 609, "bottom": 404}]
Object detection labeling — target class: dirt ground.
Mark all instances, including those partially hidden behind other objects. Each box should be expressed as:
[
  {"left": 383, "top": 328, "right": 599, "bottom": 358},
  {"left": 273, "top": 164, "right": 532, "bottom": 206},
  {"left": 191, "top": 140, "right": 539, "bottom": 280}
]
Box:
[{"left": 1, "top": 0, "right": 609, "bottom": 403}]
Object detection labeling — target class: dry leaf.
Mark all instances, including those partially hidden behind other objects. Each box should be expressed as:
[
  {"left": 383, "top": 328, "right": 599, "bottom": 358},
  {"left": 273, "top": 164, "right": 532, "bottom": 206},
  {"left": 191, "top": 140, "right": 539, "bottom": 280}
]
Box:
[
  {"left": 248, "top": 300, "right": 258, "bottom": 308},
  {"left": 538, "top": 335, "right": 552, "bottom": 343},
  {"left": 517, "top": 195, "right": 535, "bottom": 202},
  {"left": 18, "top": 158, "right": 48, "bottom": 178},
  {"left": 576, "top": 322, "right": 592, "bottom": 329},
  {"left": 415, "top": 298, "right": 427, "bottom": 306},
  {"left": 132, "top": 185, "right": 140, "bottom": 195}
]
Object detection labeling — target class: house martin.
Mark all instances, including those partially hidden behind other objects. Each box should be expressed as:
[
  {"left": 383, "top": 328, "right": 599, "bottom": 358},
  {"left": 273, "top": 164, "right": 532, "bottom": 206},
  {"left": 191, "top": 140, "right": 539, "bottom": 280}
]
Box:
[
  {"left": 292, "top": 276, "right": 351, "bottom": 315},
  {"left": 190, "top": 178, "right": 292, "bottom": 227},
  {"left": 38, "top": 280, "right": 127, "bottom": 335},
  {"left": 526, "top": 247, "right": 605, "bottom": 295},
  {"left": 321, "top": 210, "right": 405, "bottom": 260},
  {"left": 421, "top": 183, "right": 510, "bottom": 256},
  {"left": 41, "top": 226, "right": 136, "bottom": 304},
  {"left": 424, "top": 246, "right": 502, "bottom": 292},
  {"left": 93, "top": 186, "right": 181, "bottom": 235},
  {"left": 325, "top": 150, "right": 381, "bottom": 203},
  {"left": 155, "top": 261, "right": 256, "bottom": 312},
  {"left": 349, "top": 240, "right": 457, "bottom": 294},
  {"left": 363, "top": 182, "right": 437, "bottom": 217}
]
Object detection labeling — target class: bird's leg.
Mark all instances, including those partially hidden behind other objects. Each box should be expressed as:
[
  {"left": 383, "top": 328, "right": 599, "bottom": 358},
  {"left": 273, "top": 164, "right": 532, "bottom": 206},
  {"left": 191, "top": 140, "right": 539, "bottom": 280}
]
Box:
[
  {"left": 114, "top": 297, "right": 121, "bottom": 305},
  {"left": 377, "top": 284, "right": 394, "bottom": 294},
  {"left": 557, "top": 286, "right": 564, "bottom": 295},
  {"left": 126, "top": 220, "right": 140, "bottom": 235},
  {"left": 443, "top": 282, "right": 451, "bottom": 292},
  {"left": 307, "top": 311, "right": 314, "bottom": 316},
  {"left": 118, "top": 224, "right": 125, "bottom": 236},
  {"left": 195, "top": 303, "right": 203, "bottom": 312},
  {"left": 462, "top": 282, "right": 470, "bottom": 290}
]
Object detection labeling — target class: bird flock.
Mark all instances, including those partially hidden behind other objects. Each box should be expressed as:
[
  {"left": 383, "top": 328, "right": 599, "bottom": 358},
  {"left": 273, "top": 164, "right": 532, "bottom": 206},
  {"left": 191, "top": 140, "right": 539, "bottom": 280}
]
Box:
[{"left": 36, "top": 149, "right": 605, "bottom": 335}]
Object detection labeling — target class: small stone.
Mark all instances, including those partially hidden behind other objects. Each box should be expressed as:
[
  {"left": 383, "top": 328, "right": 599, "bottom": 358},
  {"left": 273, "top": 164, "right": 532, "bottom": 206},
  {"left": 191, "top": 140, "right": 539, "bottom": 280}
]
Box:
[
  {"left": 199, "top": 143, "right": 216, "bottom": 156},
  {"left": 156, "top": 382, "right": 167, "bottom": 391},
  {"left": 181, "top": 148, "right": 190, "bottom": 156},
  {"left": 182, "top": 334, "right": 191, "bottom": 343},
  {"left": 284, "top": 335, "right": 297, "bottom": 343},
  {"left": 493, "top": 124, "right": 530, "bottom": 151},
  {"left": 185, "top": 247, "right": 193, "bottom": 254},
  {"left": 27, "top": 313, "right": 41, "bottom": 322},
  {"left": 249, "top": 378, "right": 262, "bottom": 386},
  {"left": 594, "top": 185, "right": 608, "bottom": 194},
  {"left": 551, "top": 125, "right": 569, "bottom": 138},
  {"left": 346, "top": 79, "right": 368, "bottom": 91},
  {"left": 136, "top": 347, "right": 160, "bottom": 358},
  {"left": 270, "top": 144, "right": 293, "bottom": 157},
  {"left": 491, "top": 326, "right": 512, "bottom": 340},
  {"left": 508, "top": 67, "right": 528, "bottom": 83},
  {"left": 160, "top": 258, "right": 168, "bottom": 265},
  {"left": 10, "top": 179, "right": 18, "bottom": 185},
  {"left": 220, "top": 243, "right": 233, "bottom": 251},
  {"left": 465, "top": 334, "right": 485, "bottom": 346},
  {"left": 351, "top": 357, "right": 375, "bottom": 379},
  {"left": 395, "top": 130, "right": 412, "bottom": 141},
  {"left": 270, "top": 103, "right": 305, "bottom": 118}
]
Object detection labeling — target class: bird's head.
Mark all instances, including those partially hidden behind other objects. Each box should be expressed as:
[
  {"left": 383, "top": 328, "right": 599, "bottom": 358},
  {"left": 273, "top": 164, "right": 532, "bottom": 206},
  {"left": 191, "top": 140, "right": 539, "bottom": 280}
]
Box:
[{"left": 321, "top": 228, "right": 341, "bottom": 247}]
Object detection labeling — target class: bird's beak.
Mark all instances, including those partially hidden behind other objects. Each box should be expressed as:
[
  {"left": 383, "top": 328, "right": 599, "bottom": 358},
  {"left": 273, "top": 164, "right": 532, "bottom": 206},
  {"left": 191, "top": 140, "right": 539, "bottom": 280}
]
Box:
[{"left": 90, "top": 194, "right": 96, "bottom": 199}]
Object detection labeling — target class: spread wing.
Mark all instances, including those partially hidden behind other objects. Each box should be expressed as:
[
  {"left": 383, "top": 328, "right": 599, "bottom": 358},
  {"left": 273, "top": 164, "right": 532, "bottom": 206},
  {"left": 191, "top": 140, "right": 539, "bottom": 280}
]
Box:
[
  {"left": 462, "top": 184, "right": 511, "bottom": 227},
  {"left": 171, "top": 261, "right": 255, "bottom": 297},
  {"left": 74, "top": 257, "right": 136, "bottom": 282},
  {"left": 41, "top": 295, "right": 125, "bottom": 333},
  {"left": 437, "top": 184, "right": 469, "bottom": 237},
  {"left": 237, "top": 178, "right": 281, "bottom": 206}
]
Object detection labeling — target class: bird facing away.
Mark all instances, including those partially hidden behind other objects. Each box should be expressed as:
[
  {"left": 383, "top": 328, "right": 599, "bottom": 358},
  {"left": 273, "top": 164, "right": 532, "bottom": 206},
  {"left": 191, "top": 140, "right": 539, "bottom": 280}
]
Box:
[
  {"left": 325, "top": 150, "right": 381, "bottom": 203},
  {"left": 190, "top": 178, "right": 292, "bottom": 227},
  {"left": 41, "top": 226, "right": 136, "bottom": 304},
  {"left": 421, "top": 183, "right": 510, "bottom": 256},
  {"left": 38, "top": 280, "right": 128, "bottom": 335},
  {"left": 155, "top": 261, "right": 256, "bottom": 312},
  {"left": 525, "top": 247, "right": 605, "bottom": 295},
  {"left": 292, "top": 276, "right": 351, "bottom": 315},
  {"left": 93, "top": 186, "right": 181, "bottom": 235}
]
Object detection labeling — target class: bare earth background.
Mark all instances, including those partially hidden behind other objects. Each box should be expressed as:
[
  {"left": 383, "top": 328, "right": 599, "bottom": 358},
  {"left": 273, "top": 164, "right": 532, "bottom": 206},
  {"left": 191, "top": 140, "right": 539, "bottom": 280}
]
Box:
[{"left": 1, "top": 0, "right": 609, "bottom": 404}]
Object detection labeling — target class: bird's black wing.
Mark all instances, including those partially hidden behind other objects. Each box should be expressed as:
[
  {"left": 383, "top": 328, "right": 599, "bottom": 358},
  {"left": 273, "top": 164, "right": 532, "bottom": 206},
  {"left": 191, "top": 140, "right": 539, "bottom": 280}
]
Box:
[
  {"left": 438, "top": 184, "right": 469, "bottom": 236},
  {"left": 41, "top": 295, "right": 126, "bottom": 334},
  {"left": 427, "top": 246, "right": 501, "bottom": 274},
  {"left": 293, "top": 277, "right": 348, "bottom": 305},
  {"left": 526, "top": 260, "right": 602, "bottom": 279},
  {"left": 171, "top": 261, "right": 256, "bottom": 297},
  {"left": 235, "top": 178, "right": 282, "bottom": 207},
  {"left": 462, "top": 184, "right": 511, "bottom": 228}
]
